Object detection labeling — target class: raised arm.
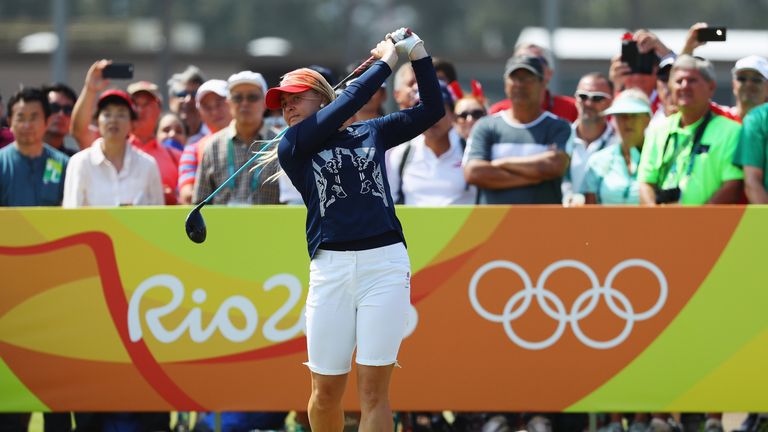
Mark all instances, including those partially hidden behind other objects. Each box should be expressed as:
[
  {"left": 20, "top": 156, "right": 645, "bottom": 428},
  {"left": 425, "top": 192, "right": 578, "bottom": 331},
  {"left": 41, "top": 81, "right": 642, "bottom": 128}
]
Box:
[
  {"left": 280, "top": 39, "right": 398, "bottom": 160},
  {"left": 681, "top": 22, "right": 709, "bottom": 55},
  {"left": 376, "top": 30, "right": 445, "bottom": 148},
  {"left": 70, "top": 60, "right": 111, "bottom": 149}
]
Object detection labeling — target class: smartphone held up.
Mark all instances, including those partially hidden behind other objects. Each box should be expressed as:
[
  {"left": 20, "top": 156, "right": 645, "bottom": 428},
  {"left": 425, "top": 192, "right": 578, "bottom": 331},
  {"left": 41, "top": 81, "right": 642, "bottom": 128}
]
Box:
[
  {"left": 102, "top": 63, "right": 134, "bottom": 80},
  {"left": 697, "top": 26, "right": 727, "bottom": 42}
]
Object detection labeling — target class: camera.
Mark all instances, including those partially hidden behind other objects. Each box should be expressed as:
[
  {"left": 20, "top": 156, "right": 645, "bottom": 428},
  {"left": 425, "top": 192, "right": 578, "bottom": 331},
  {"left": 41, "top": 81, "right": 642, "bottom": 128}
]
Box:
[
  {"left": 621, "top": 38, "right": 657, "bottom": 75},
  {"left": 655, "top": 187, "right": 681, "bottom": 204}
]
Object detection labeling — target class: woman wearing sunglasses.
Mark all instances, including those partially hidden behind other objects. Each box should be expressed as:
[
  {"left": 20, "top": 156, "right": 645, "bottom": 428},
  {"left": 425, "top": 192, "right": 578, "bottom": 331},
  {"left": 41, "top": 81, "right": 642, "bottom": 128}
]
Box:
[
  {"left": 452, "top": 96, "right": 486, "bottom": 145},
  {"left": 582, "top": 89, "right": 651, "bottom": 204}
]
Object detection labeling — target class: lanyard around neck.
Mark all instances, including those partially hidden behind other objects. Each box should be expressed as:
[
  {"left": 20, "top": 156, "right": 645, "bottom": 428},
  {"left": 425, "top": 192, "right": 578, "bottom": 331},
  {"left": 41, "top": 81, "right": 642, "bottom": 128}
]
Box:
[
  {"left": 658, "top": 111, "right": 712, "bottom": 187},
  {"left": 226, "top": 137, "right": 261, "bottom": 193},
  {"left": 597, "top": 145, "right": 636, "bottom": 204}
]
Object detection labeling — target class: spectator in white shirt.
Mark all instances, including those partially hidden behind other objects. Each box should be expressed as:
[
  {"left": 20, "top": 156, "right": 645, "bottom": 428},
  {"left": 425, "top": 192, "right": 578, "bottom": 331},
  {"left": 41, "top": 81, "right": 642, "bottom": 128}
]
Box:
[
  {"left": 63, "top": 90, "right": 163, "bottom": 207},
  {"left": 562, "top": 72, "right": 617, "bottom": 206},
  {"left": 387, "top": 82, "right": 476, "bottom": 206}
]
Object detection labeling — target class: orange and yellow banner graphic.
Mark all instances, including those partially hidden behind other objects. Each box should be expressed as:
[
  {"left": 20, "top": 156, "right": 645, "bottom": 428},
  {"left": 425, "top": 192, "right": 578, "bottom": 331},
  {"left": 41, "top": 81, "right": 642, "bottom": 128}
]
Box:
[{"left": 1, "top": 206, "right": 767, "bottom": 412}]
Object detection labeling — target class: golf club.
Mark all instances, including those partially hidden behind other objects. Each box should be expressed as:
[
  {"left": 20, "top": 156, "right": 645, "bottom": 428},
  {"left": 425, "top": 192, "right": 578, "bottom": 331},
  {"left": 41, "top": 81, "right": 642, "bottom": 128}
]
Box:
[
  {"left": 184, "top": 135, "right": 283, "bottom": 244},
  {"left": 184, "top": 34, "right": 410, "bottom": 243}
]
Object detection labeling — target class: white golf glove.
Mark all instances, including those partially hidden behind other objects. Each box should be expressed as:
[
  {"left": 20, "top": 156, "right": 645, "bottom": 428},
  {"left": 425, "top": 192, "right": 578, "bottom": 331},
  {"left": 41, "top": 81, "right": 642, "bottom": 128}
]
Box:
[{"left": 389, "top": 28, "right": 424, "bottom": 58}]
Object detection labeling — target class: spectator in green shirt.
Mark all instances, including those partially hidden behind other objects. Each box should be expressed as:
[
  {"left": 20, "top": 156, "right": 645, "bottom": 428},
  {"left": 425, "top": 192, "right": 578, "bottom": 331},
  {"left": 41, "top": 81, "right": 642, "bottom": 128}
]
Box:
[
  {"left": 638, "top": 55, "right": 744, "bottom": 205},
  {"left": 734, "top": 102, "right": 768, "bottom": 203}
]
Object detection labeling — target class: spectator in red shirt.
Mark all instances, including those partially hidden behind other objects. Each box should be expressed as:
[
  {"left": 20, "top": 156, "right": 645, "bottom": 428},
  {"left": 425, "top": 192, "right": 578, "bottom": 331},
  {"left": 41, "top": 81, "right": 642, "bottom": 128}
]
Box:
[{"left": 126, "top": 80, "right": 181, "bottom": 204}]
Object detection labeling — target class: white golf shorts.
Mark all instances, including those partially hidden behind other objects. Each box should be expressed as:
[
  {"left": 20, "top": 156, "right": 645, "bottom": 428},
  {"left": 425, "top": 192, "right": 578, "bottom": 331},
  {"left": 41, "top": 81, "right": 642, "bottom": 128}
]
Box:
[{"left": 304, "top": 242, "right": 411, "bottom": 375}]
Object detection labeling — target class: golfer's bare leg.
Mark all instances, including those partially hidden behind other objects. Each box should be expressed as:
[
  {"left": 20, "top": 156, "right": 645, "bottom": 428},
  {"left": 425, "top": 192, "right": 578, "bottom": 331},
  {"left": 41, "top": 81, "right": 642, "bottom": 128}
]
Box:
[
  {"left": 357, "top": 364, "right": 395, "bottom": 432},
  {"left": 308, "top": 372, "right": 347, "bottom": 432}
]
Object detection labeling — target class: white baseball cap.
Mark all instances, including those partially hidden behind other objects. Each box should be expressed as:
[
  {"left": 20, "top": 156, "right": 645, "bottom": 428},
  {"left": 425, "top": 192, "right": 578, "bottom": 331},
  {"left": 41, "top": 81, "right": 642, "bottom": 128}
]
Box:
[
  {"left": 195, "top": 79, "right": 228, "bottom": 108},
  {"left": 732, "top": 55, "right": 768, "bottom": 80},
  {"left": 227, "top": 71, "right": 268, "bottom": 93}
]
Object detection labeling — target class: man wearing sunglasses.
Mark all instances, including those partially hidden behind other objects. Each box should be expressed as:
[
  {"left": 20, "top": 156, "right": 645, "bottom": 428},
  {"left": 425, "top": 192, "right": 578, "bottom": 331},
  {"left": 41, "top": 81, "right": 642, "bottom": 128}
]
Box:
[
  {"left": 562, "top": 73, "right": 617, "bottom": 206},
  {"left": 168, "top": 65, "right": 208, "bottom": 144},
  {"left": 193, "top": 70, "right": 280, "bottom": 205},
  {"left": 728, "top": 56, "right": 768, "bottom": 120},
  {"left": 42, "top": 83, "right": 79, "bottom": 157}
]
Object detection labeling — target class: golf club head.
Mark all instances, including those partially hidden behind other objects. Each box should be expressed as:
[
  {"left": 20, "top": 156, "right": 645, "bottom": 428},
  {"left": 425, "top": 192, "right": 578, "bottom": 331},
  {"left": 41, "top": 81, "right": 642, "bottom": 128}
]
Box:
[{"left": 185, "top": 203, "right": 207, "bottom": 243}]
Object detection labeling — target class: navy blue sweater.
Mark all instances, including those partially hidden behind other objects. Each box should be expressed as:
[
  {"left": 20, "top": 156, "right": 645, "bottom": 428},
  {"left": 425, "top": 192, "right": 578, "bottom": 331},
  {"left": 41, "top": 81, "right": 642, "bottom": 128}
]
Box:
[{"left": 278, "top": 57, "right": 444, "bottom": 258}]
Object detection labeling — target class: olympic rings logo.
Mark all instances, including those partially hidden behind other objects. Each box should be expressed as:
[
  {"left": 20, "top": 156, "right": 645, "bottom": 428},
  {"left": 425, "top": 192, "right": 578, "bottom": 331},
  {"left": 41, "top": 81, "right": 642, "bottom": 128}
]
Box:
[{"left": 468, "top": 259, "right": 667, "bottom": 350}]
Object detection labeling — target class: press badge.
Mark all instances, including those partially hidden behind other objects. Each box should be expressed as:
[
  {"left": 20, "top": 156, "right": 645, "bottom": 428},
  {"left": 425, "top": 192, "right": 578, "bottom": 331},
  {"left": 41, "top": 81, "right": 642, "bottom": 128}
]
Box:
[{"left": 43, "top": 158, "right": 63, "bottom": 184}]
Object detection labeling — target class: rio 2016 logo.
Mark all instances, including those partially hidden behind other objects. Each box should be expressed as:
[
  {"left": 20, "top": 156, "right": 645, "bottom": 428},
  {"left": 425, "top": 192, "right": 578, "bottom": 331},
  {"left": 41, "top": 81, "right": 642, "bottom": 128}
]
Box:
[
  {"left": 127, "top": 274, "right": 421, "bottom": 344},
  {"left": 468, "top": 259, "right": 668, "bottom": 350},
  {"left": 128, "top": 274, "right": 306, "bottom": 344}
]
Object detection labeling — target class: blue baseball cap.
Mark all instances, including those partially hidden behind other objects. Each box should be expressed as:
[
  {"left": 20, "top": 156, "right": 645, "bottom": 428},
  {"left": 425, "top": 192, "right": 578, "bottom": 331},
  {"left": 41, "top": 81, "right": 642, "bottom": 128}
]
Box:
[{"left": 438, "top": 81, "right": 455, "bottom": 110}]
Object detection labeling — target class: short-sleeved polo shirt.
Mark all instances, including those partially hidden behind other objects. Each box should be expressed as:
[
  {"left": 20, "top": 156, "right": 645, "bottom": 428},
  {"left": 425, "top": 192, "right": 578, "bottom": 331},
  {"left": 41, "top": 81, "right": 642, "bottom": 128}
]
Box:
[
  {"left": 733, "top": 103, "right": 768, "bottom": 190},
  {"left": 638, "top": 111, "right": 743, "bottom": 205},
  {"left": 0, "top": 143, "right": 69, "bottom": 206}
]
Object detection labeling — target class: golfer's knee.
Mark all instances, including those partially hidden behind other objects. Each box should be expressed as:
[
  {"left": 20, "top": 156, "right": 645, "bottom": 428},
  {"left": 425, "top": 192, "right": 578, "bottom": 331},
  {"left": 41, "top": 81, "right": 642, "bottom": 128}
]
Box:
[
  {"left": 311, "top": 385, "right": 344, "bottom": 411},
  {"left": 358, "top": 383, "right": 387, "bottom": 411}
]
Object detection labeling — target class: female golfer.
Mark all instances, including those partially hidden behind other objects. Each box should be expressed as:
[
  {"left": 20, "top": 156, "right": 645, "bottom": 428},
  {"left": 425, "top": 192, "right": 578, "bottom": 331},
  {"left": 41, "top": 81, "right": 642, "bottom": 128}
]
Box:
[{"left": 261, "top": 29, "right": 443, "bottom": 431}]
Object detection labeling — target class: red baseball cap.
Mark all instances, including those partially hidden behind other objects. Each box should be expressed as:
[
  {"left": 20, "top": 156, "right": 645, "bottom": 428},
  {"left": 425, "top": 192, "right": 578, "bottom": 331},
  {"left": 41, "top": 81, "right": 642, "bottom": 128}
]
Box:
[
  {"left": 265, "top": 83, "right": 313, "bottom": 110},
  {"left": 97, "top": 89, "right": 137, "bottom": 118}
]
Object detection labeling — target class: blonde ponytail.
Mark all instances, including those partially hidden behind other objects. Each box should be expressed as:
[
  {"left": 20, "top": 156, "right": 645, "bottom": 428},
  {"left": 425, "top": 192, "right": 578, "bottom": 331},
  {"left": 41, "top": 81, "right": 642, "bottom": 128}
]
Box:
[{"left": 252, "top": 127, "right": 288, "bottom": 182}]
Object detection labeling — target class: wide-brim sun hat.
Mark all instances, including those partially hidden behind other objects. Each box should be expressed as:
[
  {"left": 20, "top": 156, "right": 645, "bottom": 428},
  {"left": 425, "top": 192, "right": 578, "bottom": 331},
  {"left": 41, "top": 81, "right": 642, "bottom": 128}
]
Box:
[{"left": 602, "top": 96, "right": 651, "bottom": 116}]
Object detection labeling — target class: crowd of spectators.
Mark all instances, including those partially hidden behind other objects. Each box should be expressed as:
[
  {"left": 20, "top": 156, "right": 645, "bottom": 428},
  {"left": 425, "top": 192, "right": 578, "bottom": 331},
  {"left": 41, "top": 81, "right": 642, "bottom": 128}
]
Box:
[{"left": 1, "top": 21, "right": 767, "bottom": 432}]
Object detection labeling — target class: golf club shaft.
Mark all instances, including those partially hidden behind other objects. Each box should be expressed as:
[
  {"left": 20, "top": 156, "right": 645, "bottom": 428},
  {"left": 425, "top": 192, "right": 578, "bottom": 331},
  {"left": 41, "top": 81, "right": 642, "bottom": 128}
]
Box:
[
  {"left": 196, "top": 52, "right": 385, "bottom": 206},
  {"left": 334, "top": 56, "right": 377, "bottom": 90},
  {"left": 334, "top": 29, "right": 411, "bottom": 90}
]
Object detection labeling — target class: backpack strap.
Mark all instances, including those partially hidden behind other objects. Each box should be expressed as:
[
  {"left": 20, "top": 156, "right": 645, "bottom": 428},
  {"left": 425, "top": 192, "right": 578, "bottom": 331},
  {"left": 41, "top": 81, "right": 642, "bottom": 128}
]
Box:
[{"left": 396, "top": 142, "right": 413, "bottom": 205}]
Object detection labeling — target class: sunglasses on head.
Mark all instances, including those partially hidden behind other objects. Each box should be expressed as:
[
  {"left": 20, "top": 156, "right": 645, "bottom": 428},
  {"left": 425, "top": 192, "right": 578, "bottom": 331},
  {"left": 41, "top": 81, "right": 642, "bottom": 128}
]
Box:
[
  {"left": 735, "top": 75, "right": 766, "bottom": 84},
  {"left": 230, "top": 93, "right": 262, "bottom": 104},
  {"left": 575, "top": 91, "right": 611, "bottom": 102},
  {"left": 456, "top": 109, "right": 486, "bottom": 120},
  {"left": 50, "top": 102, "right": 74, "bottom": 115}
]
